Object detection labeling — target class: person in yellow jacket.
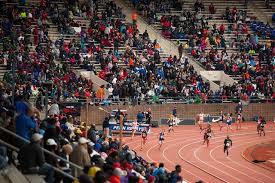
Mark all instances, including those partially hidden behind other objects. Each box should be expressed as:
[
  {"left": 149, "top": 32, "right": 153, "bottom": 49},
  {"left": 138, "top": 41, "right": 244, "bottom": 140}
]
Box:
[{"left": 20, "top": 11, "right": 27, "bottom": 19}]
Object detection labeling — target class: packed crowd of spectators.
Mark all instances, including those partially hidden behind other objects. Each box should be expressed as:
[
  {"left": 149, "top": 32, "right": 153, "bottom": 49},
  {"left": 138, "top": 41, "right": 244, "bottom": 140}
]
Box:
[
  {"left": 35, "top": 0, "right": 213, "bottom": 104},
  {"left": 3, "top": 0, "right": 273, "bottom": 105},
  {"left": 0, "top": 0, "right": 212, "bottom": 106},
  {"left": 0, "top": 1, "right": 95, "bottom": 106},
  {"left": 129, "top": 0, "right": 275, "bottom": 102},
  {"left": 0, "top": 0, "right": 275, "bottom": 182},
  {"left": 0, "top": 0, "right": 188, "bottom": 183},
  {"left": 0, "top": 87, "right": 184, "bottom": 183}
]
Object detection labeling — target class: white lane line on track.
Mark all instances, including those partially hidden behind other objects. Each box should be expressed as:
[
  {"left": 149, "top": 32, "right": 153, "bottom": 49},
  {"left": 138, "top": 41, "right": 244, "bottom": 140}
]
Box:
[
  {"left": 145, "top": 131, "right": 237, "bottom": 182},
  {"left": 128, "top": 131, "right": 205, "bottom": 183},
  {"left": 144, "top": 136, "right": 193, "bottom": 183},
  {"left": 126, "top": 125, "right": 260, "bottom": 148},
  {"left": 241, "top": 142, "right": 275, "bottom": 173},
  {"left": 227, "top": 138, "right": 275, "bottom": 181},
  {"left": 142, "top": 131, "right": 230, "bottom": 183},
  {"left": 131, "top": 129, "right": 261, "bottom": 182},
  {"left": 194, "top": 144, "right": 242, "bottom": 182},
  {"left": 127, "top": 129, "right": 275, "bottom": 183},
  {"left": 131, "top": 132, "right": 201, "bottom": 151},
  {"left": 161, "top": 139, "right": 206, "bottom": 182},
  {"left": 178, "top": 131, "right": 275, "bottom": 183},
  {"left": 209, "top": 137, "right": 274, "bottom": 183},
  {"left": 125, "top": 129, "right": 206, "bottom": 146}
]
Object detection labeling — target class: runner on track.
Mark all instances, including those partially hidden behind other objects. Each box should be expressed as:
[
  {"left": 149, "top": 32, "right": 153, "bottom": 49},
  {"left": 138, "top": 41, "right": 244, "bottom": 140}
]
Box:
[
  {"left": 202, "top": 124, "right": 214, "bottom": 147},
  {"left": 140, "top": 128, "right": 148, "bottom": 150},
  {"left": 158, "top": 129, "right": 165, "bottom": 150},
  {"left": 259, "top": 117, "right": 266, "bottom": 136},
  {"left": 197, "top": 112, "right": 204, "bottom": 132},
  {"left": 226, "top": 113, "right": 234, "bottom": 133},
  {"left": 236, "top": 112, "right": 242, "bottom": 130},
  {"left": 168, "top": 115, "right": 175, "bottom": 133},
  {"left": 212, "top": 111, "right": 225, "bottom": 131},
  {"left": 257, "top": 116, "right": 262, "bottom": 134},
  {"left": 131, "top": 119, "right": 139, "bottom": 140},
  {"left": 224, "top": 136, "right": 232, "bottom": 156}
]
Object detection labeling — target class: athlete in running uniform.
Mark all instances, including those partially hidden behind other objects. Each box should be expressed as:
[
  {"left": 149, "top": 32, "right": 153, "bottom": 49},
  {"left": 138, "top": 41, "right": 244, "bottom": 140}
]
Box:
[
  {"left": 140, "top": 128, "right": 148, "bottom": 150},
  {"left": 259, "top": 118, "right": 266, "bottom": 136},
  {"left": 197, "top": 112, "right": 204, "bottom": 131},
  {"left": 212, "top": 111, "right": 225, "bottom": 131},
  {"left": 226, "top": 113, "right": 233, "bottom": 133},
  {"left": 236, "top": 112, "right": 242, "bottom": 130},
  {"left": 224, "top": 136, "right": 232, "bottom": 156},
  {"left": 131, "top": 119, "right": 138, "bottom": 140},
  {"left": 168, "top": 115, "right": 174, "bottom": 133},
  {"left": 203, "top": 124, "right": 214, "bottom": 147},
  {"left": 257, "top": 116, "right": 262, "bottom": 134},
  {"left": 158, "top": 129, "right": 165, "bottom": 150}
]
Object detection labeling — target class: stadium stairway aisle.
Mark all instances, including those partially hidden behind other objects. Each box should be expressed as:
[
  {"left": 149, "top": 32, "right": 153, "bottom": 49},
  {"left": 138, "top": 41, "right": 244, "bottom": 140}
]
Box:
[
  {"left": 0, "top": 64, "right": 7, "bottom": 81},
  {"left": 117, "top": 0, "right": 240, "bottom": 91},
  {"left": 250, "top": 0, "right": 274, "bottom": 23},
  {"left": 181, "top": 0, "right": 261, "bottom": 81}
]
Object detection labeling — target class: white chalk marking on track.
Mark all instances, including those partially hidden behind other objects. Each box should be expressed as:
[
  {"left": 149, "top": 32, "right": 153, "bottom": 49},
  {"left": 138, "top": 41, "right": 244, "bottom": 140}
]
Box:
[{"left": 178, "top": 130, "right": 275, "bottom": 183}]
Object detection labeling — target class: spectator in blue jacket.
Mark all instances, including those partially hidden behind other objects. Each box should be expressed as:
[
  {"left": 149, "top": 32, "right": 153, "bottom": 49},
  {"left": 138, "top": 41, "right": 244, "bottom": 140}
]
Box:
[
  {"left": 136, "top": 111, "right": 144, "bottom": 123},
  {"left": 16, "top": 107, "right": 36, "bottom": 141},
  {"left": 15, "top": 95, "right": 29, "bottom": 115},
  {"left": 169, "top": 165, "right": 182, "bottom": 183},
  {"left": 152, "top": 163, "right": 165, "bottom": 177},
  {"left": 272, "top": 13, "right": 275, "bottom": 23}
]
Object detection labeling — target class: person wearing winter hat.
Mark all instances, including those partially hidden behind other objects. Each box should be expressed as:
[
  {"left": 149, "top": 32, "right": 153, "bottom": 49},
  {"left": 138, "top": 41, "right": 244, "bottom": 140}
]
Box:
[
  {"left": 58, "top": 144, "right": 74, "bottom": 183},
  {"left": 45, "top": 138, "right": 59, "bottom": 168},
  {"left": 46, "top": 138, "right": 57, "bottom": 146},
  {"left": 71, "top": 137, "right": 91, "bottom": 176},
  {"left": 87, "top": 141, "right": 100, "bottom": 158}
]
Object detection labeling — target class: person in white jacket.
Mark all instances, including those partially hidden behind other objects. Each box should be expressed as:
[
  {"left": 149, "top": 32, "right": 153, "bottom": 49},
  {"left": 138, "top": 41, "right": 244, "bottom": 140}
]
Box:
[{"left": 48, "top": 100, "right": 60, "bottom": 116}]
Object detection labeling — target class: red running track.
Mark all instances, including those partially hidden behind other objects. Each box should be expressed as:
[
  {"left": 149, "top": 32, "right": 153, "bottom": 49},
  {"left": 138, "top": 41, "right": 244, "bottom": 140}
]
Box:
[{"left": 125, "top": 122, "right": 275, "bottom": 183}]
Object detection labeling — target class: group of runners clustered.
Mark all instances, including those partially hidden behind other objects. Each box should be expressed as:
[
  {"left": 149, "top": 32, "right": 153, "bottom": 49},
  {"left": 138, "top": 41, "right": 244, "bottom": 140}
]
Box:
[{"left": 132, "top": 104, "right": 267, "bottom": 157}]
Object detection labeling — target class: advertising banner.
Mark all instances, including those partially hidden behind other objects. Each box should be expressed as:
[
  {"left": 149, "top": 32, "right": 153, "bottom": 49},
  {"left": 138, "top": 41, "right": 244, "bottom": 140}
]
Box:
[{"left": 109, "top": 122, "right": 149, "bottom": 134}]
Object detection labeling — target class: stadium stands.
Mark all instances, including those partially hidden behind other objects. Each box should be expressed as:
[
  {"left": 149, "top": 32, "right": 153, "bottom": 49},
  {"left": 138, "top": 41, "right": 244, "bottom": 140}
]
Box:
[
  {"left": 0, "top": 0, "right": 184, "bottom": 182},
  {"left": 129, "top": 0, "right": 275, "bottom": 102},
  {"left": 0, "top": 0, "right": 275, "bottom": 183}
]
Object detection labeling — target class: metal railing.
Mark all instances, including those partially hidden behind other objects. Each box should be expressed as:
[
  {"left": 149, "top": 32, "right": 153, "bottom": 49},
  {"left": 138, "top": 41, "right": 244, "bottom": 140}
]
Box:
[
  {"left": 0, "top": 127, "right": 83, "bottom": 180},
  {"left": 55, "top": 96, "right": 275, "bottom": 106},
  {"left": 0, "top": 138, "right": 77, "bottom": 181}
]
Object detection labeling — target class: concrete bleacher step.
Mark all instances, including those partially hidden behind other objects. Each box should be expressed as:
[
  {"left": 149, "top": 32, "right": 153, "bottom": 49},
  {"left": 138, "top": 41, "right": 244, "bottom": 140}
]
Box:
[
  {"left": 2, "top": 164, "right": 46, "bottom": 183},
  {"left": 25, "top": 175, "right": 46, "bottom": 183},
  {"left": 0, "top": 174, "right": 10, "bottom": 183},
  {"left": 3, "top": 165, "right": 29, "bottom": 183},
  {"left": 0, "top": 64, "right": 8, "bottom": 80}
]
